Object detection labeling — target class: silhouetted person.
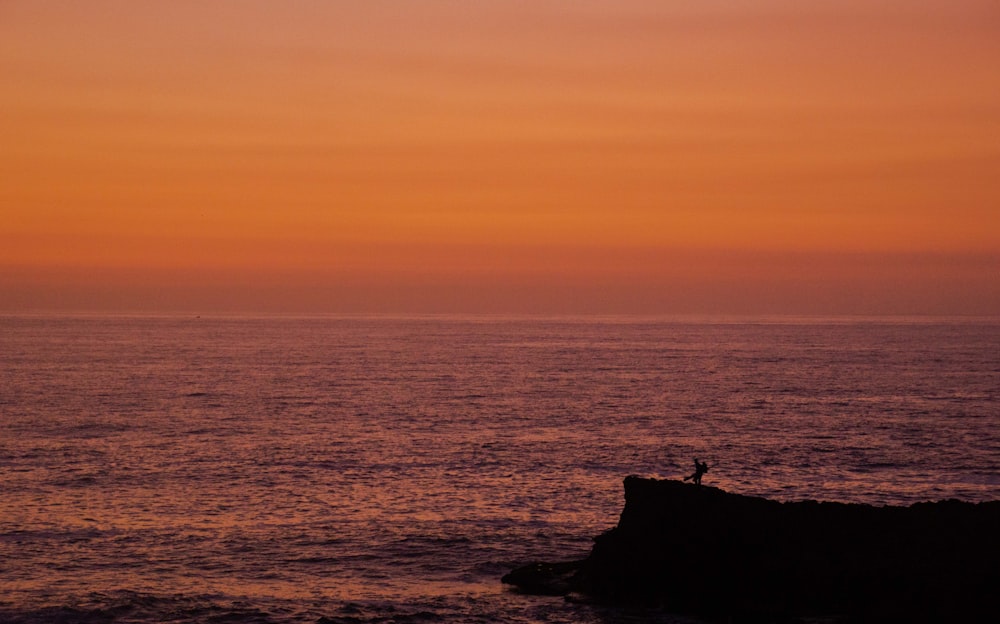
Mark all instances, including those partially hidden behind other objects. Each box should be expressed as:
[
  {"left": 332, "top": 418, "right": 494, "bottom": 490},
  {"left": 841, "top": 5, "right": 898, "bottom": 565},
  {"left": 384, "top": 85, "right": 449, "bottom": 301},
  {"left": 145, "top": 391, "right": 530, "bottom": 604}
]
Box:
[{"left": 683, "top": 458, "right": 709, "bottom": 485}]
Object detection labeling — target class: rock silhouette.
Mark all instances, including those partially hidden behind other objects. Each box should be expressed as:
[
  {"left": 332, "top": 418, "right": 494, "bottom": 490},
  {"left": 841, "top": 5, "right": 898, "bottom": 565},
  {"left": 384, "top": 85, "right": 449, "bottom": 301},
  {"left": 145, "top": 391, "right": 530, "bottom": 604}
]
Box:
[{"left": 503, "top": 476, "right": 999, "bottom": 621}]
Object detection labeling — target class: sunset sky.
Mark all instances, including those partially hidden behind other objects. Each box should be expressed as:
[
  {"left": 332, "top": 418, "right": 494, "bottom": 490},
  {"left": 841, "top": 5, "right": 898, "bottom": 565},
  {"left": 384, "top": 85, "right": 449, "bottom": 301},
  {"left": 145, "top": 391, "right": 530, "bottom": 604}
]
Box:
[{"left": 2, "top": 1, "right": 998, "bottom": 314}]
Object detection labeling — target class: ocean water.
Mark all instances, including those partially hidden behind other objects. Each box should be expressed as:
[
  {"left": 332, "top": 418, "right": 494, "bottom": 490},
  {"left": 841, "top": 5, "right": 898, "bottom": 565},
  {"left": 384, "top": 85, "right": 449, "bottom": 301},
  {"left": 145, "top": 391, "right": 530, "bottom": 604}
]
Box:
[{"left": 1, "top": 315, "right": 997, "bottom": 623}]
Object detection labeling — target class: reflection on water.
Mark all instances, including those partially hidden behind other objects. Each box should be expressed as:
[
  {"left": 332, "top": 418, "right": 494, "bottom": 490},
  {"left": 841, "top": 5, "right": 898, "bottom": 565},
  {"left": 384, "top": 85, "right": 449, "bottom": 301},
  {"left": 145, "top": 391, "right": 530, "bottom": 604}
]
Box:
[{"left": 0, "top": 316, "right": 997, "bottom": 622}]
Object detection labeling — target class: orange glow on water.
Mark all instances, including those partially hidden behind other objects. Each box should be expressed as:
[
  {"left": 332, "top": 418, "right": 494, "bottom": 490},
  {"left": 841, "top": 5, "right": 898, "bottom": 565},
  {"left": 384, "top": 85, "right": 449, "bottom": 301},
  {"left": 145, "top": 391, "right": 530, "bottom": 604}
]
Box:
[{"left": 2, "top": 1, "right": 998, "bottom": 313}]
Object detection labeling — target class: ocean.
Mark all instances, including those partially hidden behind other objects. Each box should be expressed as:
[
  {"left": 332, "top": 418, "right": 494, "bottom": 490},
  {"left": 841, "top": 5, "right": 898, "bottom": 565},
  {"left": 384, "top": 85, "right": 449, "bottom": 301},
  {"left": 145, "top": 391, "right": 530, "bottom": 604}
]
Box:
[{"left": 1, "top": 315, "right": 997, "bottom": 623}]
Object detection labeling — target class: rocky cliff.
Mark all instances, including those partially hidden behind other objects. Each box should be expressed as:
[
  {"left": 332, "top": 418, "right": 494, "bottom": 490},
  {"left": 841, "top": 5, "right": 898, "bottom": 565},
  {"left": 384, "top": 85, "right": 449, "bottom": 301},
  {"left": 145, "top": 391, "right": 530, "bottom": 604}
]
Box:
[{"left": 503, "top": 476, "right": 999, "bottom": 621}]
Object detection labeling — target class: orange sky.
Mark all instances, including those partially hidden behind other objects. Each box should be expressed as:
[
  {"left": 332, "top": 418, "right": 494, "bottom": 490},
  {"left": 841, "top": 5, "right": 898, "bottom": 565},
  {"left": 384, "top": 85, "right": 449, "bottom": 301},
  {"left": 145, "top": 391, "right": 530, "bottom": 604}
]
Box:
[{"left": 2, "top": 1, "right": 998, "bottom": 314}]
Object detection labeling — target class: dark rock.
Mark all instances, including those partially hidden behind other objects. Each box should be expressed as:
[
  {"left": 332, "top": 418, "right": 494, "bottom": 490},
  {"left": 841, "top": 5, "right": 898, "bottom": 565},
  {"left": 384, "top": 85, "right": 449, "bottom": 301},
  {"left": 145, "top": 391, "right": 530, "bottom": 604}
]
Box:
[
  {"left": 505, "top": 476, "right": 1000, "bottom": 621},
  {"left": 501, "top": 560, "right": 583, "bottom": 596}
]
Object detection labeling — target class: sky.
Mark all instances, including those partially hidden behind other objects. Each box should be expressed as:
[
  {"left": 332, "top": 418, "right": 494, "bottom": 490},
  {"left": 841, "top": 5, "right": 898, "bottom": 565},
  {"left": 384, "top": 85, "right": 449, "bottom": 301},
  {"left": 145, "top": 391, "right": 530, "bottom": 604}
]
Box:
[{"left": 2, "top": 1, "right": 998, "bottom": 314}]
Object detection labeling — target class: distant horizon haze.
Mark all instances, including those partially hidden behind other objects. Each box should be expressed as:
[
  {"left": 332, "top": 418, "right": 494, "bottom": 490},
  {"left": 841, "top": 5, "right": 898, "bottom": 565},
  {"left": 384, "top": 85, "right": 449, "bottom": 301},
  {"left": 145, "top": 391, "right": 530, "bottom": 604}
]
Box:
[{"left": 2, "top": 249, "right": 997, "bottom": 316}]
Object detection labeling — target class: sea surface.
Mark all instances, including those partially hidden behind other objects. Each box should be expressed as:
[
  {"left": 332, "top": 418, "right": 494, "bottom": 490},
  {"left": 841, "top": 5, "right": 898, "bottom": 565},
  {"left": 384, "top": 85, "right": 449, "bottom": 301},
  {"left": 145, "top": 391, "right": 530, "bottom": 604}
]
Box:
[{"left": 1, "top": 315, "right": 998, "bottom": 623}]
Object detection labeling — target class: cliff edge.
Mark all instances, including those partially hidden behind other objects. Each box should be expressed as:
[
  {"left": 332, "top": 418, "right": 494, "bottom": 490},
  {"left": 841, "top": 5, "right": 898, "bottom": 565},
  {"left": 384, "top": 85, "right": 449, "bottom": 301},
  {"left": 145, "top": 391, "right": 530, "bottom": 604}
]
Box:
[{"left": 504, "top": 476, "right": 999, "bottom": 621}]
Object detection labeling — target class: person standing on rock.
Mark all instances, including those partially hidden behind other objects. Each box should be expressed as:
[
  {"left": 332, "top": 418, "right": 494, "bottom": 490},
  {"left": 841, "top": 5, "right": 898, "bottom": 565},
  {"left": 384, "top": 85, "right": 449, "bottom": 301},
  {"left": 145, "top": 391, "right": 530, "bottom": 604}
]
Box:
[{"left": 683, "top": 458, "right": 709, "bottom": 485}]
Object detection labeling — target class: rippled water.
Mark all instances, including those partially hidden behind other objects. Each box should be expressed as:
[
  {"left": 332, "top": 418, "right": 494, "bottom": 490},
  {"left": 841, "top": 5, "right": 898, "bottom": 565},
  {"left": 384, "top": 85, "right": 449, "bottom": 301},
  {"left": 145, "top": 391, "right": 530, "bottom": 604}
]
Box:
[{"left": 1, "top": 315, "right": 998, "bottom": 623}]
